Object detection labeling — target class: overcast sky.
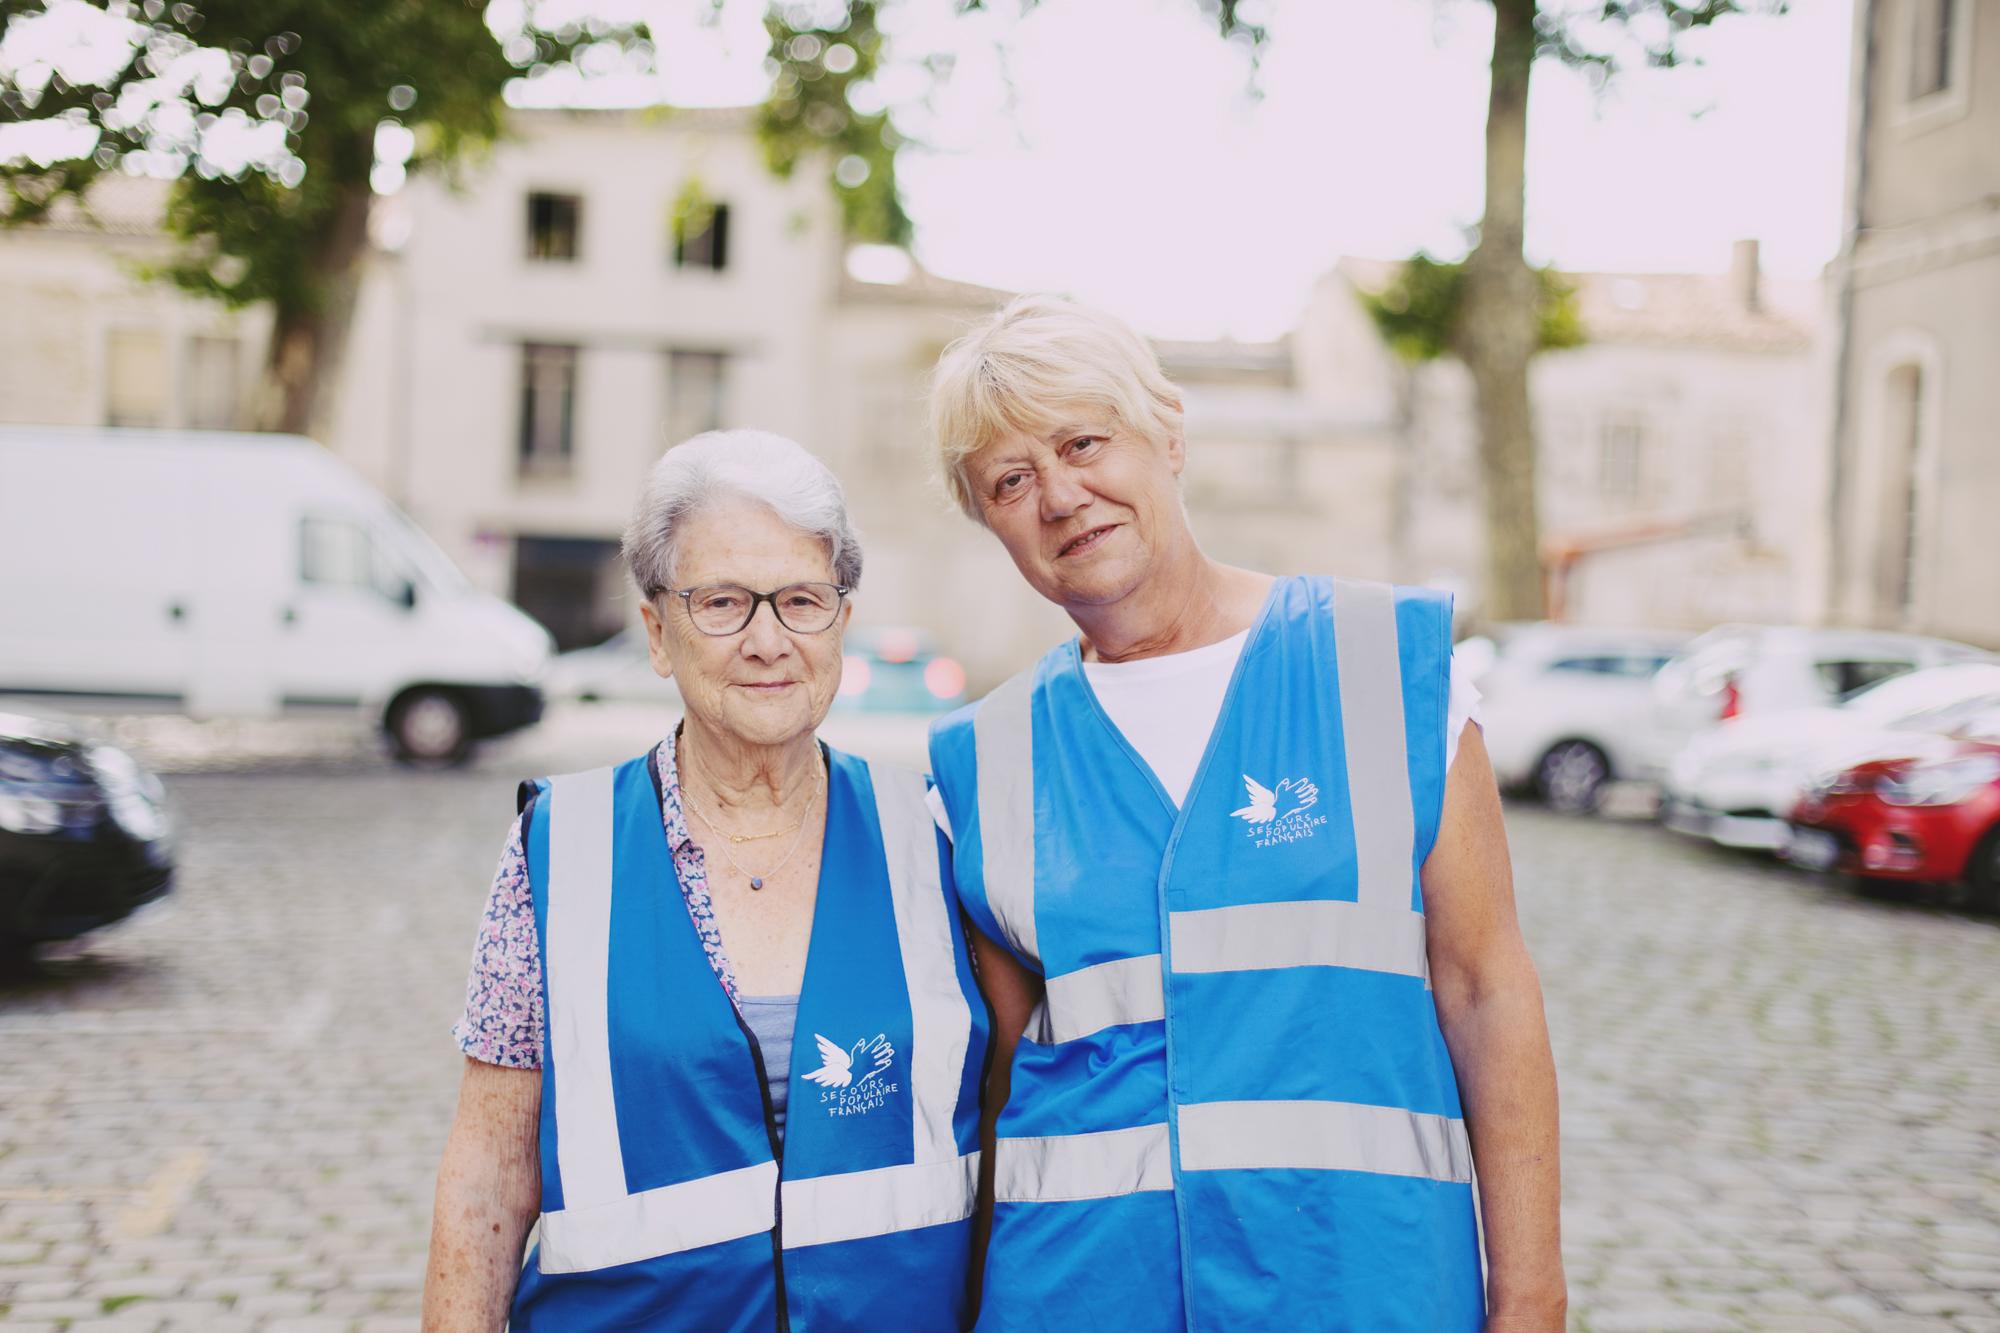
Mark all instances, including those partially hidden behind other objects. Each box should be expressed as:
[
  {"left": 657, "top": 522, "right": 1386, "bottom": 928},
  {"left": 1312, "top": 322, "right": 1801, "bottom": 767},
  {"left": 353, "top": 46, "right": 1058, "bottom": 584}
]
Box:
[
  {"left": 607, "top": 0, "right": 1855, "bottom": 339},
  {"left": 6, "top": 0, "right": 1854, "bottom": 340}
]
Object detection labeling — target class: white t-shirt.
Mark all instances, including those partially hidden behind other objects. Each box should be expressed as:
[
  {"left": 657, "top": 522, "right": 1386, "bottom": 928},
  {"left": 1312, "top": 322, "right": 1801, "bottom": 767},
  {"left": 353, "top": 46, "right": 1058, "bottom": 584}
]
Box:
[{"left": 925, "top": 633, "right": 1481, "bottom": 837}]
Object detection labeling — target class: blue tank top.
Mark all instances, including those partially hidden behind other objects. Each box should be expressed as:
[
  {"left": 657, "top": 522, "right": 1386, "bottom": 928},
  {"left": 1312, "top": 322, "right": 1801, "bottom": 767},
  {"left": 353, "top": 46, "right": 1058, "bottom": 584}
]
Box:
[{"left": 738, "top": 994, "right": 800, "bottom": 1141}]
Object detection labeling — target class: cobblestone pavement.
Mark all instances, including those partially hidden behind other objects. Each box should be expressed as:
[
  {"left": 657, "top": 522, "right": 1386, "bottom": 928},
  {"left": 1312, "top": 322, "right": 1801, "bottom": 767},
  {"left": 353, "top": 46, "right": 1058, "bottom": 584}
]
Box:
[{"left": 2, "top": 708, "right": 1998, "bottom": 1331}]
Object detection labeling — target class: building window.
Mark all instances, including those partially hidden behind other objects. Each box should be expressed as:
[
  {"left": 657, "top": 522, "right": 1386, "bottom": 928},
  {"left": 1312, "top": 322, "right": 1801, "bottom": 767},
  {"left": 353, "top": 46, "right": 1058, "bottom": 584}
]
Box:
[
  {"left": 512, "top": 535, "right": 624, "bottom": 652},
  {"left": 1906, "top": 0, "right": 1957, "bottom": 100},
  {"left": 1878, "top": 363, "right": 1925, "bottom": 617},
  {"left": 185, "top": 335, "right": 240, "bottom": 429},
  {"left": 527, "top": 192, "right": 581, "bottom": 262},
  {"left": 1598, "top": 413, "right": 1645, "bottom": 501},
  {"left": 675, "top": 202, "right": 730, "bottom": 271},
  {"left": 520, "top": 343, "right": 579, "bottom": 475},
  {"left": 105, "top": 328, "right": 168, "bottom": 427},
  {"left": 665, "top": 350, "right": 728, "bottom": 444},
  {"left": 1704, "top": 424, "right": 1750, "bottom": 507}
]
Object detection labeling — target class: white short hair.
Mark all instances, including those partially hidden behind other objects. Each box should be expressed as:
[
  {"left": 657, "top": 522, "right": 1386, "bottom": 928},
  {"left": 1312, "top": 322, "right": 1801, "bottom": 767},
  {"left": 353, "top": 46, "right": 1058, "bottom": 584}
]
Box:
[
  {"left": 622, "top": 430, "right": 863, "bottom": 597},
  {"left": 928, "top": 294, "right": 1185, "bottom": 518}
]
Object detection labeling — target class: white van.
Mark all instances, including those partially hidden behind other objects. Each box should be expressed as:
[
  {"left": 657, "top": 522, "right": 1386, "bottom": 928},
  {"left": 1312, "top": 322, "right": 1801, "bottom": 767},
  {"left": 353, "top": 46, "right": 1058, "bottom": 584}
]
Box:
[{"left": 0, "top": 427, "right": 553, "bottom": 763}]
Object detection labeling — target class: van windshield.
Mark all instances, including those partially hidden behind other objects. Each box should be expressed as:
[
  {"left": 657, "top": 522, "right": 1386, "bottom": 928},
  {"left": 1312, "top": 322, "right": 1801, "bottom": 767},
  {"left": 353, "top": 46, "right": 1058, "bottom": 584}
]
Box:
[{"left": 378, "top": 507, "right": 470, "bottom": 595}]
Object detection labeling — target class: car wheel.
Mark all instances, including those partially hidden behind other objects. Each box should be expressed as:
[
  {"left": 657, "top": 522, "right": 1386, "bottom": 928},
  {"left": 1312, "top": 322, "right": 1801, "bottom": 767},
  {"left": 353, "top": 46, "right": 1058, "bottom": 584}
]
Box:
[
  {"left": 387, "top": 688, "right": 472, "bottom": 766},
  {"left": 1967, "top": 827, "right": 2000, "bottom": 915},
  {"left": 1536, "top": 741, "right": 1609, "bottom": 814}
]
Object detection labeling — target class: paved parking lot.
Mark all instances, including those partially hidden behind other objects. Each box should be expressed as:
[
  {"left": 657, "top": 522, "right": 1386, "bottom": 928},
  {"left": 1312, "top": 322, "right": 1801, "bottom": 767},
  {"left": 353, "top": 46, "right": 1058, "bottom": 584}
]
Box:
[{"left": 2, "top": 707, "right": 1997, "bottom": 1330}]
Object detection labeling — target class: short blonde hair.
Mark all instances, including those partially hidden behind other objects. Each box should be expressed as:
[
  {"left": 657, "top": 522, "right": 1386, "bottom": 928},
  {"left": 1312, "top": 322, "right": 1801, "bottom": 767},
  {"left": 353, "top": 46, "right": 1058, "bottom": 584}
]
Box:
[{"left": 927, "top": 294, "right": 1184, "bottom": 517}]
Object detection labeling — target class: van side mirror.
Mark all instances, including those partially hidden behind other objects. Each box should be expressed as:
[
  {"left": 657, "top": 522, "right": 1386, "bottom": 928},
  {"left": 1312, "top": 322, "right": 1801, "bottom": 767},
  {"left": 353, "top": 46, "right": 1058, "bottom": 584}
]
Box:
[{"left": 397, "top": 580, "right": 418, "bottom": 610}]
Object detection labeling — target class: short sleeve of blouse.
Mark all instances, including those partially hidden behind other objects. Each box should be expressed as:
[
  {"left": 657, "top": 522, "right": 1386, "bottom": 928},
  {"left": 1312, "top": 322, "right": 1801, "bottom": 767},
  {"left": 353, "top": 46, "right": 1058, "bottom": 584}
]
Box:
[{"left": 451, "top": 808, "right": 546, "bottom": 1070}]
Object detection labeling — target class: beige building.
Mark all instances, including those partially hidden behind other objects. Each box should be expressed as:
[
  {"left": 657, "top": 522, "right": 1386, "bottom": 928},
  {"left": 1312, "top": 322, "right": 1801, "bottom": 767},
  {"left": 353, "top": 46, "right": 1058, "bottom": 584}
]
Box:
[
  {"left": 1329, "top": 251, "right": 1826, "bottom": 630},
  {"left": 1827, "top": 0, "right": 1999, "bottom": 648},
  {"left": 335, "top": 107, "right": 847, "bottom": 652},
  {"left": 0, "top": 175, "right": 266, "bottom": 435}
]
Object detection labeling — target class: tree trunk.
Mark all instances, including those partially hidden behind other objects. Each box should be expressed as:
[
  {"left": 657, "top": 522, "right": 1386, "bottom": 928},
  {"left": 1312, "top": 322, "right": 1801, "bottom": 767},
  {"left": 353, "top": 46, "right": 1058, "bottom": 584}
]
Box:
[
  {"left": 253, "top": 179, "right": 374, "bottom": 441},
  {"left": 1457, "top": 0, "right": 1545, "bottom": 622}
]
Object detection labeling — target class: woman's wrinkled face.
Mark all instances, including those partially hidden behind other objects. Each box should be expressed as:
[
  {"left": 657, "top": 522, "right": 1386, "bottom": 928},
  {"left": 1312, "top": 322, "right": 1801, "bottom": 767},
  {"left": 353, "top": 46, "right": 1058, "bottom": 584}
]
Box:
[
  {"left": 963, "top": 412, "right": 1187, "bottom": 613},
  {"left": 638, "top": 497, "right": 850, "bottom": 750}
]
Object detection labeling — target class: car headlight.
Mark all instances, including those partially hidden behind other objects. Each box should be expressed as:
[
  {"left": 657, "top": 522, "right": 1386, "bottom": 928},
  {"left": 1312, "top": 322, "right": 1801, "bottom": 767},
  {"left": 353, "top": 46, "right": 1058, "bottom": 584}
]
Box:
[
  {"left": 88, "top": 745, "right": 170, "bottom": 841},
  {"left": 1877, "top": 754, "right": 2000, "bottom": 808},
  {"left": 1808, "top": 770, "right": 1875, "bottom": 800}
]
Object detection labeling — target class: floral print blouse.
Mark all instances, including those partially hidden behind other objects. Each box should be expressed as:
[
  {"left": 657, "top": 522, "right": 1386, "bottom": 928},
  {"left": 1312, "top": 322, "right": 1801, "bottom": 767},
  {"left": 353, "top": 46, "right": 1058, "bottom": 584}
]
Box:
[{"left": 452, "top": 736, "right": 739, "bottom": 1069}]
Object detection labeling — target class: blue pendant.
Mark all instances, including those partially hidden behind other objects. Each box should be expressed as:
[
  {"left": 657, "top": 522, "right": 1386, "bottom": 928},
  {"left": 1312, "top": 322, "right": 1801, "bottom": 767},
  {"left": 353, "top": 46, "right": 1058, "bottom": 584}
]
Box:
[{"left": 750, "top": 877, "right": 764, "bottom": 890}]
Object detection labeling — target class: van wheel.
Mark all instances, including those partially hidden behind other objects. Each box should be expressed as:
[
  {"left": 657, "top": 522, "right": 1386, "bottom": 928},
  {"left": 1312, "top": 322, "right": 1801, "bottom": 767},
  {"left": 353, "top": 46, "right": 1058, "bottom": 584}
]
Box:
[
  {"left": 388, "top": 689, "right": 472, "bottom": 766},
  {"left": 1536, "top": 741, "right": 1608, "bottom": 814}
]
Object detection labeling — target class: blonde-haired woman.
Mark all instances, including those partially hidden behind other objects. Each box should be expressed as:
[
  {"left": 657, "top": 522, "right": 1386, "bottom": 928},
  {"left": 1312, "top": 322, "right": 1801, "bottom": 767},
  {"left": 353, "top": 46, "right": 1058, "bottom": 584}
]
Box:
[
  {"left": 424, "top": 431, "right": 989, "bottom": 1331},
  {"left": 925, "top": 297, "right": 1565, "bottom": 1332}
]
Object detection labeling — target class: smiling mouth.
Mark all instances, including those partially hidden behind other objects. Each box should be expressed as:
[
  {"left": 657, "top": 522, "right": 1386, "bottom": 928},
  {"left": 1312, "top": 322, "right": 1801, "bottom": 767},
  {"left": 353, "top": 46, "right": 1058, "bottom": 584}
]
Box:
[
  {"left": 738, "top": 681, "right": 797, "bottom": 692},
  {"left": 1058, "top": 525, "right": 1118, "bottom": 558}
]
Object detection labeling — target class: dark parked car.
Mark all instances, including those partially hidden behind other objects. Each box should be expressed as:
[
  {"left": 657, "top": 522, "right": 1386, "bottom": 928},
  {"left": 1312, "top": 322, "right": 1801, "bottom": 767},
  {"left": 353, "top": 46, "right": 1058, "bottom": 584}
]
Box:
[{"left": 0, "top": 711, "right": 174, "bottom": 957}]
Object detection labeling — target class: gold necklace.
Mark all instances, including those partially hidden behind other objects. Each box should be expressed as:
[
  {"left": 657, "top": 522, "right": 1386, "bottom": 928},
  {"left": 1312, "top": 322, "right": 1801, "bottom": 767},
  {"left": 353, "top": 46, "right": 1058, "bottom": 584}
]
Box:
[
  {"left": 679, "top": 739, "right": 824, "bottom": 890},
  {"left": 681, "top": 738, "right": 817, "bottom": 842},
  {"left": 682, "top": 786, "right": 809, "bottom": 844}
]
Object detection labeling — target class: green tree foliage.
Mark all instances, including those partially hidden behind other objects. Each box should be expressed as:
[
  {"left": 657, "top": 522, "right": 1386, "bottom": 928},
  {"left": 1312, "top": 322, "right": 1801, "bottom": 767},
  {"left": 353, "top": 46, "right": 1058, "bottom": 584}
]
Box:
[
  {"left": 1359, "top": 254, "right": 1583, "bottom": 364},
  {"left": 758, "top": 0, "right": 907, "bottom": 245},
  {"left": 0, "top": 0, "right": 650, "bottom": 433}
]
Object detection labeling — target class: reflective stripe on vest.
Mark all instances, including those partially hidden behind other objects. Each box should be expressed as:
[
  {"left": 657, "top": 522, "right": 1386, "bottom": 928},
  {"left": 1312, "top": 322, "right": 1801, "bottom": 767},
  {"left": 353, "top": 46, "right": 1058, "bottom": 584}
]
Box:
[
  {"left": 540, "top": 1160, "right": 779, "bottom": 1275},
  {"left": 1167, "top": 899, "right": 1428, "bottom": 981},
  {"left": 871, "top": 764, "right": 974, "bottom": 1167},
  {"left": 541, "top": 767, "right": 631, "bottom": 1216},
  {"left": 994, "top": 1122, "right": 1173, "bottom": 1203},
  {"left": 536, "top": 762, "right": 978, "bottom": 1275},
  {"left": 973, "top": 665, "right": 1039, "bottom": 968},
  {"left": 1029, "top": 953, "right": 1166, "bottom": 1045},
  {"left": 782, "top": 1152, "right": 980, "bottom": 1248},
  {"left": 1330, "top": 577, "right": 1417, "bottom": 912},
  {"left": 991, "top": 1097, "right": 1472, "bottom": 1203},
  {"left": 1177, "top": 1099, "right": 1472, "bottom": 1183}
]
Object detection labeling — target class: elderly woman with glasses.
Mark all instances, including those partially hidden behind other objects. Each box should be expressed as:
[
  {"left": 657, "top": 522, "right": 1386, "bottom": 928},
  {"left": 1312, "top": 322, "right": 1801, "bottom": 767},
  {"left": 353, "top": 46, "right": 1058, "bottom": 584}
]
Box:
[
  {"left": 423, "top": 431, "right": 989, "bottom": 1332},
  {"left": 924, "top": 298, "right": 1565, "bottom": 1332}
]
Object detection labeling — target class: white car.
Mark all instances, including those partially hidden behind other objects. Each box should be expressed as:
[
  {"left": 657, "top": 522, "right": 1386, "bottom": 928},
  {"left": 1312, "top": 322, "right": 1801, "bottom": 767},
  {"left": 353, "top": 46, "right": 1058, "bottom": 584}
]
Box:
[
  {"left": 1641, "top": 626, "right": 1991, "bottom": 785},
  {"left": 1659, "top": 651, "right": 2000, "bottom": 850},
  {"left": 1471, "top": 625, "right": 1691, "bottom": 812},
  {"left": 546, "top": 629, "right": 682, "bottom": 707}
]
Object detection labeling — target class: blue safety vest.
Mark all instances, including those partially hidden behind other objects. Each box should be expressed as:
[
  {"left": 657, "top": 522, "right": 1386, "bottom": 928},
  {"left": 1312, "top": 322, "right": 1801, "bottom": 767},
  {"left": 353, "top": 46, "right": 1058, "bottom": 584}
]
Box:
[
  {"left": 509, "top": 744, "right": 990, "bottom": 1331},
  {"left": 929, "top": 576, "right": 1484, "bottom": 1332}
]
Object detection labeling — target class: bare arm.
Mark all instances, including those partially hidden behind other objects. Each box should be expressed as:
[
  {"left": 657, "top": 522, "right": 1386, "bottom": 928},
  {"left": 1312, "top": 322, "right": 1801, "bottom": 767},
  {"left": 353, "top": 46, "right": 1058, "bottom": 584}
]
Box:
[
  {"left": 966, "top": 920, "right": 1045, "bottom": 1311},
  {"left": 1421, "top": 724, "right": 1566, "bottom": 1331},
  {"left": 422, "top": 1059, "right": 542, "bottom": 1333}
]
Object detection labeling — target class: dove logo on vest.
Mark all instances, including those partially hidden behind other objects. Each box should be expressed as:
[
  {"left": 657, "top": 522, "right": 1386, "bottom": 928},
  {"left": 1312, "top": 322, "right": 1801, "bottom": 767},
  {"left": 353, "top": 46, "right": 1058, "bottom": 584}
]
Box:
[
  {"left": 1229, "top": 773, "right": 1328, "bottom": 848},
  {"left": 802, "top": 1031, "right": 902, "bottom": 1118}
]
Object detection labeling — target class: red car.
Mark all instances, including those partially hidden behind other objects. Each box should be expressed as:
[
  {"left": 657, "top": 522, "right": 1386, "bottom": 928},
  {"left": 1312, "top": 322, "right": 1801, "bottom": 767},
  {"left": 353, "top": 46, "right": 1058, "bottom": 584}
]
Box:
[{"left": 1785, "top": 719, "right": 2000, "bottom": 911}]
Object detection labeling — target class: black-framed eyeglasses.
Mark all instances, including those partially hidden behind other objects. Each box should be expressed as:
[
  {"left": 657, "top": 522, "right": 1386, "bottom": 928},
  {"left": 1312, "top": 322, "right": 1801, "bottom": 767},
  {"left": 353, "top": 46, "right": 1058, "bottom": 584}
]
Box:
[{"left": 655, "top": 582, "right": 850, "bottom": 636}]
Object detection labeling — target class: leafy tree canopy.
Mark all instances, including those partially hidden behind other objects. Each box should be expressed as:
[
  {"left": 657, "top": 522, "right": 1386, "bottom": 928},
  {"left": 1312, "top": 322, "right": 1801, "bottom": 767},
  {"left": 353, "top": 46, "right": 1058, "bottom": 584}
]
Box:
[
  {"left": 1360, "top": 254, "right": 1583, "bottom": 364},
  {"left": 0, "top": 1, "right": 665, "bottom": 314}
]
